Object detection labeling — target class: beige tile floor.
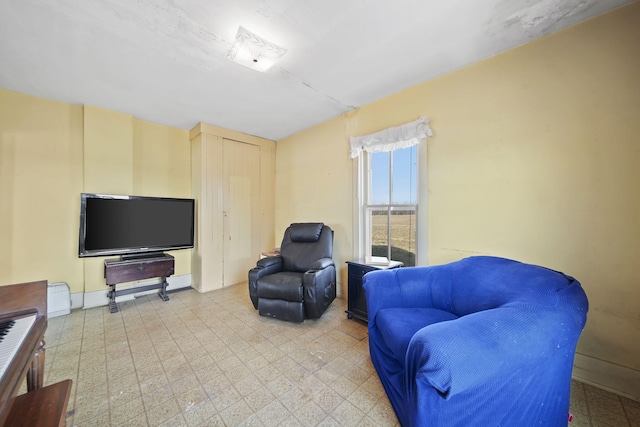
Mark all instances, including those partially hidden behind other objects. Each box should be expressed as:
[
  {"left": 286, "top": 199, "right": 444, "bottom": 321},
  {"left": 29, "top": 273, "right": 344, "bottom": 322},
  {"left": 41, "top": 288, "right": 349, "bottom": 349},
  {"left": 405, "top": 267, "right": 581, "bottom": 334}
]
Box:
[{"left": 35, "top": 284, "right": 638, "bottom": 426}]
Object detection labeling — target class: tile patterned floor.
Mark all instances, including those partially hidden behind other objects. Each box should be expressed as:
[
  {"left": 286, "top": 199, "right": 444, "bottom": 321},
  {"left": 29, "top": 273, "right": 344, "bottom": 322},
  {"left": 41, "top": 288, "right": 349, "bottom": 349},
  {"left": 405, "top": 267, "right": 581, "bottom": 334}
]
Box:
[{"left": 34, "top": 284, "right": 638, "bottom": 426}]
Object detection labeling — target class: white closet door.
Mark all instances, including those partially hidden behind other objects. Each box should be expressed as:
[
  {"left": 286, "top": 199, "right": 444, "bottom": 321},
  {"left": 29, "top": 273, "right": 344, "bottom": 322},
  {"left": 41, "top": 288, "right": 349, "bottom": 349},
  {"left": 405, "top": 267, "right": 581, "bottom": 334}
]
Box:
[{"left": 223, "top": 139, "right": 260, "bottom": 286}]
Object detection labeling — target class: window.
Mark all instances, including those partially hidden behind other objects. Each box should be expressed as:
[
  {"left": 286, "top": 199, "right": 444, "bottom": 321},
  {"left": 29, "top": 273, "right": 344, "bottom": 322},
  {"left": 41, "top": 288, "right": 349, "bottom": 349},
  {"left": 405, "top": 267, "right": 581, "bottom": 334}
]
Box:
[
  {"left": 364, "top": 145, "right": 417, "bottom": 266},
  {"left": 350, "top": 116, "right": 431, "bottom": 267}
]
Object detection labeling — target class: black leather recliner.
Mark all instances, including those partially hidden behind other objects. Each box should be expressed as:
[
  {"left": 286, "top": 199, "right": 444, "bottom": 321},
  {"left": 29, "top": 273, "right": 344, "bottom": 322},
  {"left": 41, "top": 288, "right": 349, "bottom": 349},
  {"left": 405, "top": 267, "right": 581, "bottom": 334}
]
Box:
[{"left": 249, "top": 223, "right": 336, "bottom": 322}]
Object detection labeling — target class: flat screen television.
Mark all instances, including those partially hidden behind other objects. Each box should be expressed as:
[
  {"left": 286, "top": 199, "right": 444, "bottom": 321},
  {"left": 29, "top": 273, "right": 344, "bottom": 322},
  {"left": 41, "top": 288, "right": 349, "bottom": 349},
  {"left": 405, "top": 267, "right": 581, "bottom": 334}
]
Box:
[{"left": 78, "top": 193, "right": 195, "bottom": 259}]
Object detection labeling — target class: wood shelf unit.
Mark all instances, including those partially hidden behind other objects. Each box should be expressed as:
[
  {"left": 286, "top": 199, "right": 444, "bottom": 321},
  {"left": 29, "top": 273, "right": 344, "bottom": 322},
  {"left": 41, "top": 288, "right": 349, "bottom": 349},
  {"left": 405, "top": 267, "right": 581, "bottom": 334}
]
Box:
[{"left": 104, "top": 254, "right": 174, "bottom": 313}]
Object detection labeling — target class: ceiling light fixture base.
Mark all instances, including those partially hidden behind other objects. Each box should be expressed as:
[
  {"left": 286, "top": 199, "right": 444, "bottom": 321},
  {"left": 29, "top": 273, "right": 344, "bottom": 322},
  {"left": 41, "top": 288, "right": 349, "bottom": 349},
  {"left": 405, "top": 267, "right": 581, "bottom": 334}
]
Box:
[{"left": 226, "top": 26, "right": 286, "bottom": 72}]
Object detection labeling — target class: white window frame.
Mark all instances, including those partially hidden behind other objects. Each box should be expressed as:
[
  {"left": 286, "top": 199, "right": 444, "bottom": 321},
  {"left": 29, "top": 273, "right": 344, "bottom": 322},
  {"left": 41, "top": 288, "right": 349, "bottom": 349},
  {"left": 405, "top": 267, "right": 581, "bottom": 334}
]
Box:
[
  {"left": 363, "top": 149, "right": 418, "bottom": 264},
  {"left": 353, "top": 141, "right": 428, "bottom": 266}
]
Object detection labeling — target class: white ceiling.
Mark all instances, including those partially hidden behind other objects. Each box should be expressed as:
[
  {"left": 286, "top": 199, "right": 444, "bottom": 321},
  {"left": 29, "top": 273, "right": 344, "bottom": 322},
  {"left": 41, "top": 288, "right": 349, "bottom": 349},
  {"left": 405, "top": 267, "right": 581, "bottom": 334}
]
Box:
[{"left": 0, "top": 0, "right": 632, "bottom": 141}]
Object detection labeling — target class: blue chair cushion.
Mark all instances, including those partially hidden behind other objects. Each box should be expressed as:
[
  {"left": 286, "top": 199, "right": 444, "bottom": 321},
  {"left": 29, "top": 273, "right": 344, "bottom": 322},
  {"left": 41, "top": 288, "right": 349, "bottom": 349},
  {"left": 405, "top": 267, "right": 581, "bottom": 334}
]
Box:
[{"left": 376, "top": 307, "right": 459, "bottom": 363}]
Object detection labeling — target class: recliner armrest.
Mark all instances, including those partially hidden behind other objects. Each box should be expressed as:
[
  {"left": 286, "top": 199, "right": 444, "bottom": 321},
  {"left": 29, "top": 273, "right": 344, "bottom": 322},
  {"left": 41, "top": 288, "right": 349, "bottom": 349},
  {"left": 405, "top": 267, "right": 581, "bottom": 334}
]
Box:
[
  {"left": 249, "top": 256, "right": 284, "bottom": 310},
  {"left": 250, "top": 256, "right": 284, "bottom": 283},
  {"left": 302, "top": 261, "right": 337, "bottom": 319},
  {"left": 307, "top": 257, "right": 334, "bottom": 272},
  {"left": 256, "top": 255, "right": 283, "bottom": 269}
]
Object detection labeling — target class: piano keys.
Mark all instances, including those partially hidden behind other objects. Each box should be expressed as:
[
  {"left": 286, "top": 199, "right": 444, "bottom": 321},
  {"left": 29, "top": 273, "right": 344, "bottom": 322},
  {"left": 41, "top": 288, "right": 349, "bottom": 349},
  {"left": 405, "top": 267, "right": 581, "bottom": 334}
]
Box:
[
  {"left": 0, "top": 314, "right": 37, "bottom": 382},
  {"left": 0, "top": 281, "right": 48, "bottom": 426}
]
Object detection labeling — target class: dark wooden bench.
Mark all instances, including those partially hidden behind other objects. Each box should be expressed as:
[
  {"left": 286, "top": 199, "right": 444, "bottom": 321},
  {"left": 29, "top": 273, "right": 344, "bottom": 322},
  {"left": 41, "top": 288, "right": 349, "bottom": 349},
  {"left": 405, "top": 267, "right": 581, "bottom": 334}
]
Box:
[{"left": 4, "top": 379, "right": 72, "bottom": 427}]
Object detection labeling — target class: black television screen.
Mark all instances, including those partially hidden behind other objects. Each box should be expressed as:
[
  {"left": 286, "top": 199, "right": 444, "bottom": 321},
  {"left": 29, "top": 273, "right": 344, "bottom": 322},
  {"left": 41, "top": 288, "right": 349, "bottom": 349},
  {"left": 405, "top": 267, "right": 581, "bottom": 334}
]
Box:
[{"left": 78, "top": 193, "right": 195, "bottom": 258}]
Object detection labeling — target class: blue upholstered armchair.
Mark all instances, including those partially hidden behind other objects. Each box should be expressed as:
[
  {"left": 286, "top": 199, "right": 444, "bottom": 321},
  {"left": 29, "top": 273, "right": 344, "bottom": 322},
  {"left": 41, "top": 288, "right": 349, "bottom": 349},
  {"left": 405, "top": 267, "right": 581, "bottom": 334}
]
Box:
[{"left": 364, "top": 256, "right": 588, "bottom": 426}]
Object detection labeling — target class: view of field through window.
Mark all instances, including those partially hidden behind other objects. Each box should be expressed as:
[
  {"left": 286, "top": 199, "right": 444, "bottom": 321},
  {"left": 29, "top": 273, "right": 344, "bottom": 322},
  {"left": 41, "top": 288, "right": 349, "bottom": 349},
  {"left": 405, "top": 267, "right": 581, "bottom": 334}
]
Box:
[
  {"left": 369, "top": 145, "right": 417, "bottom": 266},
  {"left": 370, "top": 210, "right": 416, "bottom": 266}
]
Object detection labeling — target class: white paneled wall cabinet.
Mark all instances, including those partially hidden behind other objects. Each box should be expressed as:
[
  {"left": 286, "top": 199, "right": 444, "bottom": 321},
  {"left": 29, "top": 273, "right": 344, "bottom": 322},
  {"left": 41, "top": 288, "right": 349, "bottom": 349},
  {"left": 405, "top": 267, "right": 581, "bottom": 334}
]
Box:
[{"left": 190, "top": 123, "right": 276, "bottom": 292}]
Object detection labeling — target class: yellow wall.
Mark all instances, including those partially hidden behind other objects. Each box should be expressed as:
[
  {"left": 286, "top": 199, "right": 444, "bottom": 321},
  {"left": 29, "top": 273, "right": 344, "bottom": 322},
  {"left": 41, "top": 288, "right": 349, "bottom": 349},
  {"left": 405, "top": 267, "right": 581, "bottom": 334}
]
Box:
[
  {"left": 0, "top": 91, "right": 192, "bottom": 294},
  {"left": 82, "top": 105, "right": 134, "bottom": 292},
  {"left": 133, "top": 119, "right": 190, "bottom": 198},
  {"left": 276, "top": 117, "right": 354, "bottom": 290},
  {"left": 83, "top": 105, "right": 133, "bottom": 194},
  {"left": 276, "top": 3, "right": 640, "bottom": 395},
  {"left": 133, "top": 119, "right": 192, "bottom": 280},
  {"left": 0, "top": 89, "right": 84, "bottom": 291}
]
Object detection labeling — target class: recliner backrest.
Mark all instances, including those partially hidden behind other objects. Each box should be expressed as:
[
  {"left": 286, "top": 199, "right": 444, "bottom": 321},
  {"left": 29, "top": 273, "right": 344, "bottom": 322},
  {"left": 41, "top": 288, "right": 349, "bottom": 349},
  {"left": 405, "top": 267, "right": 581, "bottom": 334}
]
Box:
[{"left": 280, "top": 223, "right": 333, "bottom": 272}]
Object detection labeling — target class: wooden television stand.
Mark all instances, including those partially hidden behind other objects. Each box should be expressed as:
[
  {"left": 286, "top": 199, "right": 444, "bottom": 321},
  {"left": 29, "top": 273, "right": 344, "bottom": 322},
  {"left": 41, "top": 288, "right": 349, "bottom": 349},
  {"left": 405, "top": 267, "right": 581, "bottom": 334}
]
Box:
[{"left": 104, "top": 253, "right": 174, "bottom": 313}]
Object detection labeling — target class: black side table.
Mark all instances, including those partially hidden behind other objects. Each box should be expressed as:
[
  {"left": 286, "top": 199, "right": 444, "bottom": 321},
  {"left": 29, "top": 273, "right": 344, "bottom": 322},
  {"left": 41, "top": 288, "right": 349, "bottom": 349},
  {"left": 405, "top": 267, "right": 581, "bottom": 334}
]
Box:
[{"left": 345, "top": 259, "right": 402, "bottom": 322}]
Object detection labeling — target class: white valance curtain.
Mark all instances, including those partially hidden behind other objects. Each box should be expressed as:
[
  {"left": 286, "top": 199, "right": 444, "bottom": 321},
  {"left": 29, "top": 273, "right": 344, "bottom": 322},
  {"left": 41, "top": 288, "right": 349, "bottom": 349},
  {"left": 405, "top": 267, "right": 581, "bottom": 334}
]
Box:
[{"left": 349, "top": 116, "right": 433, "bottom": 159}]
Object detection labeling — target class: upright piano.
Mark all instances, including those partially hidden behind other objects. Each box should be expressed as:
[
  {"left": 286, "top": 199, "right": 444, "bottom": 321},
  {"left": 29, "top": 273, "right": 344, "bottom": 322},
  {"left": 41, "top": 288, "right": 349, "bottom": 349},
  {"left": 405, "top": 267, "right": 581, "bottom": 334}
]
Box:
[{"left": 0, "top": 280, "right": 72, "bottom": 427}]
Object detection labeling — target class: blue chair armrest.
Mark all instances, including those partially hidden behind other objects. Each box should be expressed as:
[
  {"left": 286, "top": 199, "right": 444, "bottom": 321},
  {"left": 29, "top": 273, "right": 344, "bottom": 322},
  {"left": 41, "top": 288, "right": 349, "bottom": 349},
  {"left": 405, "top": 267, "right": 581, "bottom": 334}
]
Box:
[{"left": 405, "top": 304, "right": 582, "bottom": 399}]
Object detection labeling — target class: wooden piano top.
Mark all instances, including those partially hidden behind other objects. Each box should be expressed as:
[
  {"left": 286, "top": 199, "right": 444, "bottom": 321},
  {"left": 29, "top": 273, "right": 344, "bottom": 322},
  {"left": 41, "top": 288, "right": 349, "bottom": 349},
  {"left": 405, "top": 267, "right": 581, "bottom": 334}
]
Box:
[{"left": 0, "top": 280, "right": 47, "bottom": 322}]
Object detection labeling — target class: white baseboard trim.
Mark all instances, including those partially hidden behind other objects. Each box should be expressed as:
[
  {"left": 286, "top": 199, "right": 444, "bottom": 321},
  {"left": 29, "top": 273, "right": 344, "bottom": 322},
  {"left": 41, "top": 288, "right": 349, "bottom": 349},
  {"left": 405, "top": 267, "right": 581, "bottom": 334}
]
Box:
[
  {"left": 82, "top": 274, "right": 192, "bottom": 310},
  {"left": 573, "top": 352, "right": 640, "bottom": 401},
  {"left": 70, "top": 292, "right": 84, "bottom": 310},
  {"left": 83, "top": 289, "right": 109, "bottom": 309}
]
